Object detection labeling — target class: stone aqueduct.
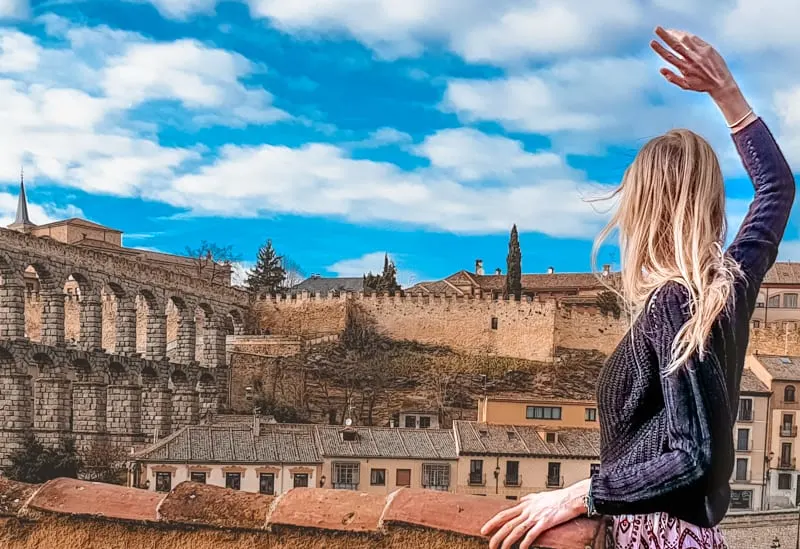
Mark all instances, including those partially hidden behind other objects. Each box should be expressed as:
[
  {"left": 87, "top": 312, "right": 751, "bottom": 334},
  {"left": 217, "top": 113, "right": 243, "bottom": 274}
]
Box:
[{"left": 0, "top": 228, "right": 250, "bottom": 465}]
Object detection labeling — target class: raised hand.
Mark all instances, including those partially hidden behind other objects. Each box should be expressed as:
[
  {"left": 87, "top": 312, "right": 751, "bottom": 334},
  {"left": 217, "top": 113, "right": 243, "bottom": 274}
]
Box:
[{"left": 650, "top": 27, "right": 736, "bottom": 99}]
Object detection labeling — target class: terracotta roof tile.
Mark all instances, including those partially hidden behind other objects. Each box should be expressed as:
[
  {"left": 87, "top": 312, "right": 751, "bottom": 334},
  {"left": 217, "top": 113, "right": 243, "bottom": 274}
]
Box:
[
  {"left": 454, "top": 422, "right": 600, "bottom": 458},
  {"left": 763, "top": 262, "right": 800, "bottom": 286},
  {"left": 740, "top": 368, "right": 770, "bottom": 394},
  {"left": 753, "top": 355, "right": 800, "bottom": 382},
  {"left": 315, "top": 426, "right": 457, "bottom": 460},
  {"left": 26, "top": 478, "right": 163, "bottom": 521},
  {"left": 159, "top": 482, "right": 270, "bottom": 530}
]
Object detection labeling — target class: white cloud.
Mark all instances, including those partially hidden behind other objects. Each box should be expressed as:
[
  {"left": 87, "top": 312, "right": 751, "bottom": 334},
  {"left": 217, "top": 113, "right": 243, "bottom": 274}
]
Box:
[
  {"left": 145, "top": 0, "right": 217, "bottom": 19},
  {"left": 0, "top": 0, "right": 27, "bottom": 19},
  {"left": 414, "top": 127, "right": 565, "bottom": 181},
  {"left": 230, "top": 261, "right": 253, "bottom": 286},
  {"left": 356, "top": 127, "right": 413, "bottom": 149},
  {"left": 0, "top": 190, "right": 83, "bottom": 227},
  {"left": 327, "top": 251, "right": 417, "bottom": 287}
]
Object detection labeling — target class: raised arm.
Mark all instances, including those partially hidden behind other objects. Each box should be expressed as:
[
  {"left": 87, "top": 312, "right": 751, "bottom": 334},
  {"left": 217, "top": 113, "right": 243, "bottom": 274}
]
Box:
[{"left": 651, "top": 26, "right": 795, "bottom": 287}]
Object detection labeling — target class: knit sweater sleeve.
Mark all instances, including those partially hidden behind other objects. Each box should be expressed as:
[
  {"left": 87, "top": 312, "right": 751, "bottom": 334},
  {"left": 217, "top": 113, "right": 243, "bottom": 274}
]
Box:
[
  {"left": 725, "top": 118, "right": 795, "bottom": 286},
  {"left": 590, "top": 285, "right": 717, "bottom": 516}
]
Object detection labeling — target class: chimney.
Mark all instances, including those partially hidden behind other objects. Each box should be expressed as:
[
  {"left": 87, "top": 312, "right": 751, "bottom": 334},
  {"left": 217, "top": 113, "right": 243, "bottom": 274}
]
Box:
[
  {"left": 602, "top": 264, "right": 611, "bottom": 276},
  {"left": 495, "top": 268, "right": 502, "bottom": 276},
  {"left": 547, "top": 266, "right": 554, "bottom": 274},
  {"left": 253, "top": 409, "right": 261, "bottom": 436},
  {"left": 475, "top": 259, "right": 484, "bottom": 275}
]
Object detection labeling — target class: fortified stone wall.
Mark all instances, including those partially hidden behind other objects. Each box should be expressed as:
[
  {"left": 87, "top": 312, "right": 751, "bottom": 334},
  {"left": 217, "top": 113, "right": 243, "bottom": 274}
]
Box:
[
  {"left": 254, "top": 293, "right": 626, "bottom": 362},
  {"left": 748, "top": 324, "right": 800, "bottom": 356}
]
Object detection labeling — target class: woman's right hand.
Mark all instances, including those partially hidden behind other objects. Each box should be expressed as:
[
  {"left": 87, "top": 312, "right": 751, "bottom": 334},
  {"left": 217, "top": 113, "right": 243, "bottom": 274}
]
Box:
[{"left": 650, "top": 26, "right": 754, "bottom": 129}]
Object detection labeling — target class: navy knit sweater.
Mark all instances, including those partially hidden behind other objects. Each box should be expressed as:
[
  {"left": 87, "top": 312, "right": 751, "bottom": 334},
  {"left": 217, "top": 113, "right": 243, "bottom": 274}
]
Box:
[{"left": 591, "top": 118, "right": 796, "bottom": 528}]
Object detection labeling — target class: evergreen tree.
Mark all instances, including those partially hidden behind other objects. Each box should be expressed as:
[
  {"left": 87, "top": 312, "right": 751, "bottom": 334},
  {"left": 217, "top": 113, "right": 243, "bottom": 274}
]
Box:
[
  {"left": 246, "top": 240, "right": 286, "bottom": 294},
  {"left": 4, "top": 433, "right": 81, "bottom": 483},
  {"left": 505, "top": 224, "right": 522, "bottom": 300},
  {"left": 364, "top": 253, "right": 401, "bottom": 294}
]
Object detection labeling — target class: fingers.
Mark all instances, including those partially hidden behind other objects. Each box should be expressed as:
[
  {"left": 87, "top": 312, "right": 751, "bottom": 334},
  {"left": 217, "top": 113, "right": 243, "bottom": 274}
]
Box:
[
  {"left": 519, "top": 522, "right": 548, "bottom": 549},
  {"left": 650, "top": 40, "right": 689, "bottom": 71},
  {"left": 489, "top": 514, "right": 528, "bottom": 549},
  {"left": 501, "top": 517, "right": 537, "bottom": 549},
  {"left": 481, "top": 504, "right": 523, "bottom": 536},
  {"left": 654, "top": 26, "right": 698, "bottom": 62},
  {"left": 659, "top": 68, "right": 692, "bottom": 90}
]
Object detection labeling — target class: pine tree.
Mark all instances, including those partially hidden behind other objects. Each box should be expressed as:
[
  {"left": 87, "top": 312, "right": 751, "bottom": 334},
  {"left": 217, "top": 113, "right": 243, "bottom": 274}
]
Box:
[
  {"left": 364, "top": 253, "right": 401, "bottom": 294},
  {"left": 505, "top": 224, "right": 522, "bottom": 300},
  {"left": 246, "top": 240, "right": 286, "bottom": 294}
]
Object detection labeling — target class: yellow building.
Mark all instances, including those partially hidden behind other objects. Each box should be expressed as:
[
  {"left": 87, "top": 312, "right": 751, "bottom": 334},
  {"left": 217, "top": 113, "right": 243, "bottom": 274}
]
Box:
[
  {"left": 746, "top": 355, "right": 800, "bottom": 509},
  {"left": 477, "top": 396, "right": 598, "bottom": 428},
  {"left": 315, "top": 425, "right": 457, "bottom": 493},
  {"left": 452, "top": 421, "right": 599, "bottom": 501},
  {"left": 731, "top": 368, "right": 771, "bottom": 511}
]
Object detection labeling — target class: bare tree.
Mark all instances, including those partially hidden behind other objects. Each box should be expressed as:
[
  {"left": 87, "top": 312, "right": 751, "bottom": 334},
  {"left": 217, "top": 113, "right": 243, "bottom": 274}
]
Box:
[
  {"left": 282, "top": 257, "right": 305, "bottom": 289},
  {"left": 185, "top": 240, "right": 241, "bottom": 284}
]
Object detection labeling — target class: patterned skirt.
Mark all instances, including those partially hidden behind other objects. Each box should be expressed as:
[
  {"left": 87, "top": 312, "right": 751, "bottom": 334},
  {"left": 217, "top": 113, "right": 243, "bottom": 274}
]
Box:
[{"left": 607, "top": 513, "right": 728, "bottom": 549}]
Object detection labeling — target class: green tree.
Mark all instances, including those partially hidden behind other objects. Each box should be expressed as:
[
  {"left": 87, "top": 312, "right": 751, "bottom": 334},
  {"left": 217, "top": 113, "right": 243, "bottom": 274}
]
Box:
[
  {"left": 246, "top": 239, "right": 286, "bottom": 294},
  {"left": 363, "top": 253, "right": 401, "bottom": 294},
  {"left": 4, "top": 433, "right": 81, "bottom": 483},
  {"left": 505, "top": 224, "right": 522, "bottom": 300}
]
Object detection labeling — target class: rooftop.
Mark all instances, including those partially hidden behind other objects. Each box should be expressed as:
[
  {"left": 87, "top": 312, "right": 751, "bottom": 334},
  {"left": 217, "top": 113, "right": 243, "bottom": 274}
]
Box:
[
  {"left": 454, "top": 422, "right": 601, "bottom": 458},
  {"left": 315, "top": 426, "right": 457, "bottom": 460},
  {"left": 135, "top": 424, "right": 322, "bottom": 464},
  {"left": 763, "top": 262, "right": 800, "bottom": 286},
  {"left": 0, "top": 477, "right": 605, "bottom": 549},
  {"left": 740, "top": 368, "right": 771, "bottom": 394},
  {"left": 752, "top": 355, "right": 800, "bottom": 382}
]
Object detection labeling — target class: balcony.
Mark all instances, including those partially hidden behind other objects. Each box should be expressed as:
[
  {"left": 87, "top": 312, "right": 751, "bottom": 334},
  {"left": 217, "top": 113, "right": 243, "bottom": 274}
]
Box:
[
  {"left": 468, "top": 473, "right": 486, "bottom": 486},
  {"left": 546, "top": 475, "right": 564, "bottom": 489},
  {"left": 737, "top": 412, "right": 753, "bottom": 423},
  {"left": 780, "top": 425, "right": 798, "bottom": 438},
  {"left": 504, "top": 475, "right": 522, "bottom": 487},
  {"left": 0, "top": 477, "right": 608, "bottom": 549},
  {"left": 778, "top": 458, "right": 797, "bottom": 470},
  {"left": 332, "top": 483, "right": 359, "bottom": 491}
]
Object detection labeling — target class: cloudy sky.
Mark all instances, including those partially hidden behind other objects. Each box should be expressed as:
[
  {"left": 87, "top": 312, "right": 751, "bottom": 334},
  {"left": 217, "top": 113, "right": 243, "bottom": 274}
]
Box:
[{"left": 1, "top": 0, "right": 799, "bottom": 286}]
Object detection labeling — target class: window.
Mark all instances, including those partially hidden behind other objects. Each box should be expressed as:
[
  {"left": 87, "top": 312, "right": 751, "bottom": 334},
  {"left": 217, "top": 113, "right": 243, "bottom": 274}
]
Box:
[
  {"left": 730, "top": 490, "right": 753, "bottom": 510},
  {"left": 491, "top": 317, "right": 498, "bottom": 330},
  {"left": 405, "top": 415, "right": 416, "bottom": 428},
  {"left": 545, "top": 432, "right": 556, "bottom": 444},
  {"left": 585, "top": 408, "right": 597, "bottom": 422},
  {"left": 779, "top": 473, "right": 793, "bottom": 490},
  {"left": 786, "top": 293, "right": 798, "bottom": 308},
  {"left": 419, "top": 416, "right": 431, "bottom": 429},
  {"left": 190, "top": 472, "right": 207, "bottom": 484},
  {"left": 225, "top": 472, "right": 241, "bottom": 490},
  {"left": 735, "top": 458, "right": 748, "bottom": 481},
  {"left": 422, "top": 463, "right": 450, "bottom": 491},
  {"left": 342, "top": 429, "right": 358, "bottom": 442},
  {"left": 259, "top": 473, "right": 275, "bottom": 495},
  {"left": 333, "top": 462, "right": 360, "bottom": 490},
  {"left": 155, "top": 472, "right": 171, "bottom": 492},
  {"left": 781, "top": 443, "right": 793, "bottom": 468},
  {"left": 370, "top": 469, "right": 386, "bottom": 486},
  {"left": 769, "top": 294, "right": 781, "bottom": 307},
  {"left": 786, "top": 386, "right": 797, "bottom": 403},
  {"left": 396, "top": 469, "right": 411, "bottom": 487},
  {"left": 738, "top": 398, "right": 753, "bottom": 422},
  {"left": 736, "top": 429, "right": 750, "bottom": 452},
  {"left": 783, "top": 414, "right": 795, "bottom": 435},
  {"left": 752, "top": 320, "right": 761, "bottom": 328},
  {"left": 525, "top": 406, "right": 562, "bottom": 420},
  {"left": 590, "top": 463, "right": 600, "bottom": 477},
  {"left": 505, "top": 461, "right": 520, "bottom": 486},
  {"left": 547, "top": 463, "right": 561, "bottom": 488},
  {"left": 293, "top": 473, "right": 309, "bottom": 488},
  {"left": 469, "top": 460, "right": 484, "bottom": 485},
  {"left": 506, "top": 496, "right": 518, "bottom": 501}
]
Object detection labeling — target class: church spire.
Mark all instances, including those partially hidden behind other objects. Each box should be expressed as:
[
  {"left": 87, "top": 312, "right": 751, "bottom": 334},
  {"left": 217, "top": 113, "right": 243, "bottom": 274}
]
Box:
[{"left": 9, "top": 167, "right": 36, "bottom": 233}]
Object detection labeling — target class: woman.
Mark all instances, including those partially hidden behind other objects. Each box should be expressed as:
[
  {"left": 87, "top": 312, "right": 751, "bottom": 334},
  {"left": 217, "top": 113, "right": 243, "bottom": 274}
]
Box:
[{"left": 481, "top": 27, "right": 795, "bottom": 549}]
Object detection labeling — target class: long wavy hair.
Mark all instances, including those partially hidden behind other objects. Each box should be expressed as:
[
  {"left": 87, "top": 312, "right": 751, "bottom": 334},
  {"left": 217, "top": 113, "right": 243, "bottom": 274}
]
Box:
[{"left": 592, "top": 128, "right": 742, "bottom": 373}]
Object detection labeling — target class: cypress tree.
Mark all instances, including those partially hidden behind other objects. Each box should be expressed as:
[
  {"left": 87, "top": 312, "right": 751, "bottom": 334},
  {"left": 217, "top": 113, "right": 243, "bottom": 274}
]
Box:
[
  {"left": 246, "top": 240, "right": 286, "bottom": 294},
  {"left": 505, "top": 225, "right": 522, "bottom": 300}
]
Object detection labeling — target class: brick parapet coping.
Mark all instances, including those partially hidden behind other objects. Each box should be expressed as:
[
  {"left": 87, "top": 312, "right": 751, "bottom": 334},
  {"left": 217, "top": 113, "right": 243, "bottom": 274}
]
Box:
[{"left": 1, "top": 477, "right": 607, "bottom": 548}]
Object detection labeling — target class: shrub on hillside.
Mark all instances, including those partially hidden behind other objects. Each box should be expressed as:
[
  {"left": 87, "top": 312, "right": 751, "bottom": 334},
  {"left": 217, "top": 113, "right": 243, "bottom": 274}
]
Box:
[{"left": 4, "top": 433, "right": 81, "bottom": 483}]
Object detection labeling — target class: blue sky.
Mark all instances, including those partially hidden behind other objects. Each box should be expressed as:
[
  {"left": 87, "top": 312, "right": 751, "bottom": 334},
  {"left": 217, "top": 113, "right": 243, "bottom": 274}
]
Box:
[{"left": 1, "top": 0, "right": 799, "bottom": 286}]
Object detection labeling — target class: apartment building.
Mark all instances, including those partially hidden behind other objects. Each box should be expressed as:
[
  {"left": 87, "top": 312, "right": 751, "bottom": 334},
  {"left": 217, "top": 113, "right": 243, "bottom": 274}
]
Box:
[
  {"left": 477, "top": 396, "right": 599, "bottom": 428},
  {"left": 732, "top": 368, "right": 771, "bottom": 511},
  {"left": 452, "top": 421, "right": 599, "bottom": 501},
  {"left": 752, "top": 263, "right": 800, "bottom": 328},
  {"left": 747, "top": 355, "right": 800, "bottom": 508}
]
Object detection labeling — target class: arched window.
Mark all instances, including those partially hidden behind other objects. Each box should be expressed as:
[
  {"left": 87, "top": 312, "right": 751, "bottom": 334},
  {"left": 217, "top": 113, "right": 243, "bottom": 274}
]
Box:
[{"left": 786, "top": 385, "right": 796, "bottom": 403}]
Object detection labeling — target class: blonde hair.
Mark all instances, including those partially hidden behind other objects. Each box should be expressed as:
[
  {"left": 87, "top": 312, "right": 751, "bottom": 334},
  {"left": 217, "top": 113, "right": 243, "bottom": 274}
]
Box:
[{"left": 592, "top": 128, "right": 741, "bottom": 373}]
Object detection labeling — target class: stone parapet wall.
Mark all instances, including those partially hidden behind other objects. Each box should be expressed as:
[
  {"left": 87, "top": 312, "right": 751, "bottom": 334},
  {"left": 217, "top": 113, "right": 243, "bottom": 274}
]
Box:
[{"left": 0, "top": 477, "right": 606, "bottom": 549}]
